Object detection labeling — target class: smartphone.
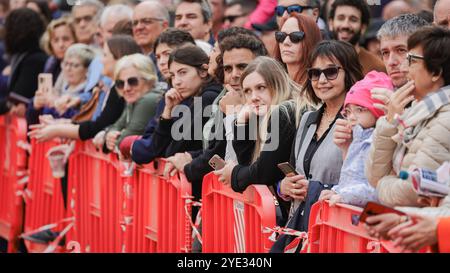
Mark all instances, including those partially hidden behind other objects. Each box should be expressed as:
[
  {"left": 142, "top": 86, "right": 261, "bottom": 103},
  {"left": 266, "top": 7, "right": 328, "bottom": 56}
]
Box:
[
  {"left": 358, "top": 201, "right": 406, "bottom": 223},
  {"left": 277, "top": 162, "right": 298, "bottom": 177},
  {"left": 38, "top": 73, "right": 53, "bottom": 94},
  {"left": 208, "top": 154, "right": 226, "bottom": 170}
]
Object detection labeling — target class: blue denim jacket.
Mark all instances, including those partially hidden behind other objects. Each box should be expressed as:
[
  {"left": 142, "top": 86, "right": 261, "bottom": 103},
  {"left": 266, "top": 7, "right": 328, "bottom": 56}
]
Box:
[{"left": 332, "top": 124, "right": 379, "bottom": 207}]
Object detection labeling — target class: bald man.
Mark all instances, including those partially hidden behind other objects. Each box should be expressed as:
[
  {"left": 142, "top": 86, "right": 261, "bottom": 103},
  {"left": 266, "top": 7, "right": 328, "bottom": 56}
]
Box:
[{"left": 434, "top": 0, "right": 450, "bottom": 28}]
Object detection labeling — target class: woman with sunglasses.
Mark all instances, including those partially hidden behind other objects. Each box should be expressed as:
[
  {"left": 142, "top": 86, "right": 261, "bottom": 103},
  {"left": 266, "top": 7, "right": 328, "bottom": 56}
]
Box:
[
  {"left": 274, "top": 13, "right": 322, "bottom": 86},
  {"left": 271, "top": 40, "right": 363, "bottom": 252},
  {"left": 96, "top": 53, "right": 163, "bottom": 152},
  {"left": 363, "top": 26, "right": 450, "bottom": 242},
  {"left": 29, "top": 35, "right": 142, "bottom": 143}
]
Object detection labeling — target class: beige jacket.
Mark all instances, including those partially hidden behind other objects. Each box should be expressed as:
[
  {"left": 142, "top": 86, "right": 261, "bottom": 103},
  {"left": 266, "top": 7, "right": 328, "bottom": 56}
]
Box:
[{"left": 365, "top": 104, "right": 450, "bottom": 217}]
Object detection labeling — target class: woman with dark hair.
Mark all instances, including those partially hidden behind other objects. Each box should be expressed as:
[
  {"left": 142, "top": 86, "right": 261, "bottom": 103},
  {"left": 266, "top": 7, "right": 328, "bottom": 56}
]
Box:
[
  {"left": 0, "top": 7, "right": 47, "bottom": 116},
  {"left": 26, "top": 0, "right": 52, "bottom": 26},
  {"left": 363, "top": 26, "right": 450, "bottom": 242},
  {"left": 274, "top": 13, "right": 322, "bottom": 86},
  {"left": 147, "top": 44, "right": 221, "bottom": 175},
  {"left": 271, "top": 40, "right": 364, "bottom": 253},
  {"left": 29, "top": 35, "right": 141, "bottom": 142}
]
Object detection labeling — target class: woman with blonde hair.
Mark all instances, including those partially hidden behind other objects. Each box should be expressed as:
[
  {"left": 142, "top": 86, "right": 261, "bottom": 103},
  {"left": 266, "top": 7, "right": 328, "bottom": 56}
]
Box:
[
  {"left": 93, "top": 53, "right": 164, "bottom": 152},
  {"left": 214, "top": 56, "right": 313, "bottom": 224}
]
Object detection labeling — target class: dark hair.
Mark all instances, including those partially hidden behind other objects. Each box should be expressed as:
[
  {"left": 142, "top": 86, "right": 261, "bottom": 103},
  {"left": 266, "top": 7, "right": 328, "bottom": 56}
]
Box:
[
  {"left": 111, "top": 19, "right": 133, "bottom": 36},
  {"left": 213, "top": 27, "right": 259, "bottom": 82},
  {"left": 415, "top": 10, "right": 434, "bottom": 24},
  {"left": 274, "top": 13, "right": 323, "bottom": 85},
  {"left": 5, "top": 8, "right": 45, "bottom": 54},
  {"left": 107, "top": 35, "right": 142, "bottom": 60},
  {"left": 215, "top": 34, "right": 268, "bottom": 83},
  {"left": 408, "top": 26, "right": 450, "bottom": 86},
  {"left": 27, "top": 0, "right": 52, "bottom": 25},
  {"left": 153, "top": 28, "right": 196, "bottom": 53},
  {"left": 303, "top": 40, "right": 364, "bottom": 105},
  {"left": 227, "top": 0, "right": 257, "bottom": 14},
  {"left": 168, "top": 44, "right": 212, "bottom": 90},
  {"left": 178, "top": 0, "right": 212, "bottom": 23},
  {"left": 329, "top": 0, "right": 371, "bottom": 27}
]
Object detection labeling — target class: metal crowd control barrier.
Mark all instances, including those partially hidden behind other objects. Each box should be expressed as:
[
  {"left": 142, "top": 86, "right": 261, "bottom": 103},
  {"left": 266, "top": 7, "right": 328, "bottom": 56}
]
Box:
[
  {"left": 66, "top": 140, "right": 124, "bottom": 253},
  {"left": 0, "top": 114, "right": 28, "bottom": 252},
  {"left": 23, "top": 139, "right": 67, "bottom": 253},
  {"left": 202, "top": 172, "right": 276, "bottom": 253},
  {"left": 306, "top": 201, "right": 430, "bottom": 253}
]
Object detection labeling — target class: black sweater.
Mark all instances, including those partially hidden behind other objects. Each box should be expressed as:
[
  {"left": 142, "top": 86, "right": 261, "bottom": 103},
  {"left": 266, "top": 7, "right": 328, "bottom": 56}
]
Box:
[
  {"left": 230, "top": 102, "right": 297, "bottom": 193},
  {"left": 77, "top": 86, "right": 125, "bottom": 140},
  {"left": 150, "top": 81, "right": 222, "bottom": 160}
]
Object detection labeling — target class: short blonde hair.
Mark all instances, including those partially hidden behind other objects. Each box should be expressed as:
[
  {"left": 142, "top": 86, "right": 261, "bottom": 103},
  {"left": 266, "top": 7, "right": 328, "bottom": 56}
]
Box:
[
  {"left": 41, "top": 16, "right": 76, "bottom": 56},
  {"left": 64, "top": 43, "right": 97, "bottom": 67},
  {"left": 113, "top": 53, "right": 157, "bottom": 93}
]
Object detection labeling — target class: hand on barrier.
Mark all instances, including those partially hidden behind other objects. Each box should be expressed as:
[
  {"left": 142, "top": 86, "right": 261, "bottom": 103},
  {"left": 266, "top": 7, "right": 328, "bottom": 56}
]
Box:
[
  {"left": 388, "top": 213, "right": 437, "bottom": 252},
  {"left": 28, "top": 123, "right": 58, "bottom": 142},
  {"left": 167, "top": 152, "right": 193, "bottom": 172},
  {"left": 213, "top": 161, "right": 237, "bottom": 187},
  {"left": 9, "top": 103, "right": 26, "bottom": 117},
  {"left": 93, "top": 130, "right": 106, "bottom": 148},
  {"left": 106, "top": 130, "right": 121, "bottom": 151},
  {"left": 318, "top": 190, "right": 342, "bottom": 206},
  {"left": 163, "top": 161, "right": 178, "bottom": 177},
  {"left": 364, "top": 213, "right": 408, "bottom": 240},
  {"left": 280, "top": 175, "right": 308, "bottom": 200}
]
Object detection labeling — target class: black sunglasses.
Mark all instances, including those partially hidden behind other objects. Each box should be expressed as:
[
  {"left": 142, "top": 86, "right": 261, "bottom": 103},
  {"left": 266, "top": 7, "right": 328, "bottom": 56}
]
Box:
[
  {"left": 275, "top": 31, "right": 305, "bottom": 43},
  {"left": 275, "top": 5, "right": 313, "bottom": 17},
  {"left": 223, "top": 13, "right": 248, "bottom": 23},
  {"left": 307, "top": 66, "right": 342, "bottom": 81},
  {"left": 115, "top": 77, "right": 140, "bottom": 90}
]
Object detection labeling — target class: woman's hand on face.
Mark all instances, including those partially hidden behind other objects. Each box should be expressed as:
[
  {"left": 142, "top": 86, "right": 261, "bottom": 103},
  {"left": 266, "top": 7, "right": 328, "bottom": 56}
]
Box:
[
  {"left": 105, "top": 130, "right": 121, "bottom": 151},
  {"left": 364, "top": 213, "right": 404, "bottom": 240},
  {"left": 213, "top": 161, "right": 237, "bottom": 187},
  {"left": 385, "top": 81, "right": 416, "bottom": 123},
  {"left": 219, "top": 84, "right": 244, "bottom": 115},
  {"left": 333, "top": 118, "right": 353, "bottom": 154},
  {"left": 387, "top": 213, "right": 438, "bottom": 252},
  {"left": 280, "top": 174, "right": 308, "bottom": 201},
  {"left": 162, "top": 88, "right": 184, "bottom": 118}
]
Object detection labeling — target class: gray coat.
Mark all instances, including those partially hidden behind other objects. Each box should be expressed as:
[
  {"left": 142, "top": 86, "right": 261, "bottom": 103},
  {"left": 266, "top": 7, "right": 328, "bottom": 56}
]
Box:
[{"left": 290, "top": 107, "right": 344, "bottom": 214}]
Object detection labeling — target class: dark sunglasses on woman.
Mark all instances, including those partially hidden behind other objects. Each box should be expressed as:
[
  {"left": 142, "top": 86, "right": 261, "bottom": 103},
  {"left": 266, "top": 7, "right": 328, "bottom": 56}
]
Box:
[
  {"left": 275, "top": 31, "right": 305, "bottom": 43},
  {"left": 274, "top": 5, "right": 313, "bottom": 17},
  {"left": 307, "top": 66, "right": 342, "bottom": 81},
  {"left": 115, "top": 77, "right": 140, "bottom": 90}
]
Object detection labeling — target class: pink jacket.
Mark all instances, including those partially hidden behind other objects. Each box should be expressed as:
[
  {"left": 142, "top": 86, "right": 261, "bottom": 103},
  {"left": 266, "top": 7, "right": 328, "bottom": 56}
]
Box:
[{"left": 244, "top": 0, "right": 277, "bottom": 29}]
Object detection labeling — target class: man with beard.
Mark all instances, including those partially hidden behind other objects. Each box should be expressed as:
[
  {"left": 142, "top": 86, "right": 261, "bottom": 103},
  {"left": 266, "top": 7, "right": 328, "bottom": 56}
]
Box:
[{"left": 328, "top": 0, "right": 386, "bottom": 75}]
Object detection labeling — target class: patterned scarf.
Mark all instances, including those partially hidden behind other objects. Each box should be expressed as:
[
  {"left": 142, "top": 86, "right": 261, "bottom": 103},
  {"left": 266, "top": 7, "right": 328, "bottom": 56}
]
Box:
[{"left": 392, "top": 85, "right": 450, "bottom": 173}]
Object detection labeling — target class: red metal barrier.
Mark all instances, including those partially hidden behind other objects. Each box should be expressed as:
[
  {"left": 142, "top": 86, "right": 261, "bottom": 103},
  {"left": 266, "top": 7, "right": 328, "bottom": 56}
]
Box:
[
  {"left": 23, "top": 139, "right": 67, "bottom": 253},
  {"left": 0, "top": 114, "right": 28, "bottom": 252},
  {"left": 306, "top": 201, "right": 430, "bottom": 253},
  {"left": 124, "top": 159, "right": 192, "bottom": 253},
  {"left": 202, "top": 172, "right": 277, "bottom": 253},
  {"left": 66, "top": 140, "right": 124, "bottom": 253}
]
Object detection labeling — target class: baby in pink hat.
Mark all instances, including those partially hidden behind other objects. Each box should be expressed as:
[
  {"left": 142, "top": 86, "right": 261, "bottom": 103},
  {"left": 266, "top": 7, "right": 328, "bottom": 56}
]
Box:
[{"left": 319, "top": 71, "right": 394, "bottom": 207}]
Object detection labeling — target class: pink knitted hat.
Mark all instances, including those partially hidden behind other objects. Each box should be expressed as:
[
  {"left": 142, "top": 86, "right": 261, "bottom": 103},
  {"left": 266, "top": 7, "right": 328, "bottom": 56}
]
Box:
[{"left": 344, "top": 71, "right": 394, "bottom": 119}]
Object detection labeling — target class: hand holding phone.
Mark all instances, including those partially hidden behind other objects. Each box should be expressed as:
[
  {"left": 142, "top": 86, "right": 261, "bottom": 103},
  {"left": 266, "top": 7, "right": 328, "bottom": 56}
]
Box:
[
  {"left": 208, "top": 154, "right": 226, "bottom": 170},
  {"left": 277, "top": 162, "right": 298, "bottom": 177},
  {"left": 359, "top": 201, "right": 406, "bottom": 223},
  {"left": 38, "top": 73, "right": 53, "bottom": 94}
]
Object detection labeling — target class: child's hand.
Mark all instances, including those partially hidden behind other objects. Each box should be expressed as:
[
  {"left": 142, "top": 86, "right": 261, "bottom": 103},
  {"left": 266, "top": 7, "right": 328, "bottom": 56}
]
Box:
[{"left": 333, "top": 118, "right": 353, "bottom": 154}]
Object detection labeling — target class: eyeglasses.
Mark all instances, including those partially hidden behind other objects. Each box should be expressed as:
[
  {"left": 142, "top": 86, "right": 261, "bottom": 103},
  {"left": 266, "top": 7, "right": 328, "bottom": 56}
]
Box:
[
  {"left": 74, "top": 15, "right": 94, "bottom": 25},
  {"left": 223, "top": 13, "right": 249, "bottom": 23},
  {"left": 115, "top": 77, "right": 140, "bottom": 90},
  {"left": 307, "top": 66, "right": 342, "bottom": 81},
  {"left": 62, "top": 61, "right": 83, "bottom": 69},
  {"left": 132, "top": 17, "right": 164, "bottom": 27},
  {"left": 406, "top": 52, "right": 425, "bottom": 66},
  {"left": 275, "top": 5, "right": 313, "bottom": 17},
  {"left": 340, "top": 106, "right": 369, "bottom": 120},
  {"left": 275, "top": 31, "right": 305, "bottom": 43}
]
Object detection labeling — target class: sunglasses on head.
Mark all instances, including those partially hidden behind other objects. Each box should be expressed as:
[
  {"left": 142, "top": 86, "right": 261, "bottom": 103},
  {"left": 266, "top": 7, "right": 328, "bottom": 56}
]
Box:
[
  {"left": 115, "top": 77, "right": 140, "bottom": 90},
  {"left": 275, "top": 31, "right": 305, "bottom": 43},
  {"left": 274, "top": 5, "right": 313, "bottom": 17},
  {"left": 307, "top": 66, "right": 342, "bottom": 81}
]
